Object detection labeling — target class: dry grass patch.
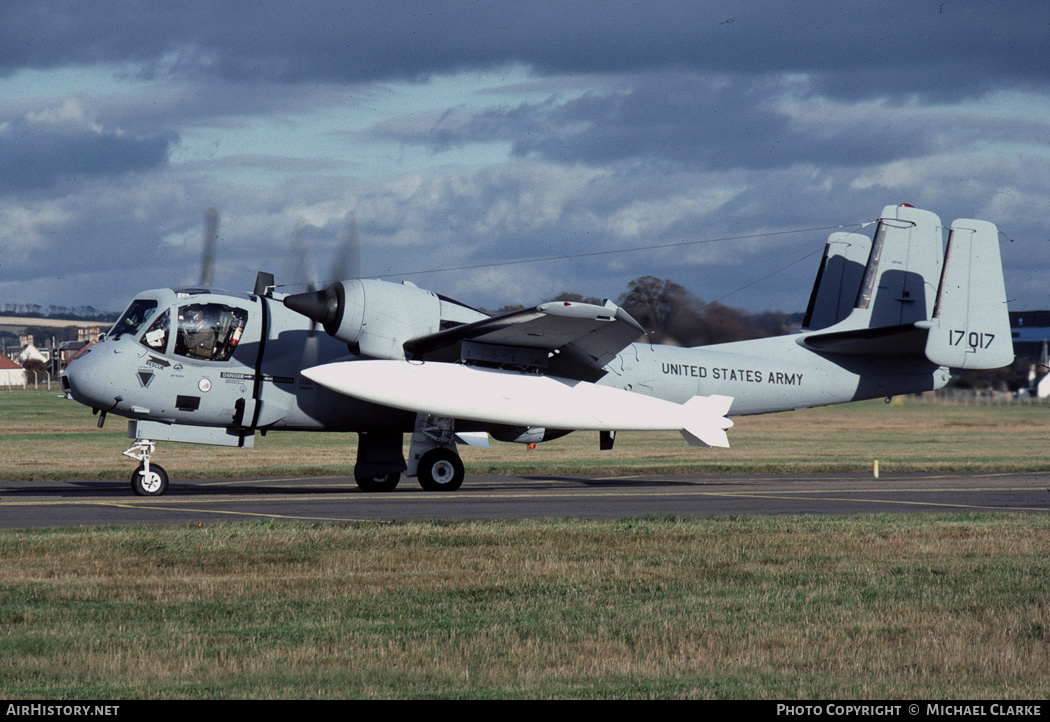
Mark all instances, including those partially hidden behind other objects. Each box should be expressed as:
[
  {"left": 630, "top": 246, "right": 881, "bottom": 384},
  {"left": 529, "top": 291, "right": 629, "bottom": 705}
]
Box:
[
  {"left": 4, "top": 390, "right": 1050, "bottom": 480},
  {"left": 2, "top": 516, "right": 1049, "bottom": 698}
]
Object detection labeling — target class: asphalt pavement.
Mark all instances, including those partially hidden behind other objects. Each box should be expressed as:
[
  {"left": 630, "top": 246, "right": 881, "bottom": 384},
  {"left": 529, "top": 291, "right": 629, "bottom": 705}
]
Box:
[{"left": 2, "top": 471, "right": 1049, "bottom": 528}]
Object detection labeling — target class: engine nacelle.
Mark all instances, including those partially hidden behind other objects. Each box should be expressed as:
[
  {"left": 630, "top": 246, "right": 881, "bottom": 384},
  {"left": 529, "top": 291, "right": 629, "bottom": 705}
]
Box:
[{"left": 283, "top": 279, "right": 484, "bottom": 360}]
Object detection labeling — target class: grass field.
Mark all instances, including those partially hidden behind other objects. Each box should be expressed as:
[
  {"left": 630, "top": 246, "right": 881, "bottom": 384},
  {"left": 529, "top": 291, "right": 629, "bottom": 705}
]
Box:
[
  {"left": 2, "top": 389, "right": 1050, "bottom": 699},
  {"left": 2, "top": 516, "right": 1049, "bottom": 699},
  {"left": 2, "top": 389, "right": 1050, "bottom": 481}
]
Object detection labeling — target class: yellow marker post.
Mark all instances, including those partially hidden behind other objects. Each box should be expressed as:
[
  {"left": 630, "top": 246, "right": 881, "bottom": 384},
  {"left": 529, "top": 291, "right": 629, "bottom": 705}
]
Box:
[{"left": 873, "top": 460, "right": 880, "bottom": 479}]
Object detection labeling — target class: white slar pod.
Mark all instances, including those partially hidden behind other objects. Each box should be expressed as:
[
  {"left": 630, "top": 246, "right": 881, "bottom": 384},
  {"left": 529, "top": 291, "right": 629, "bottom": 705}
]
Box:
[{"left": 303, "top": 360, "right": 734, "bottom": 447}]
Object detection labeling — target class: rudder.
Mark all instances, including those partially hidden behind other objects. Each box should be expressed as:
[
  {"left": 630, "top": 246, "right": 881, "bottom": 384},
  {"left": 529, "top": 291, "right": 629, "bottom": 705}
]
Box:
[{"left": 923, "top": 219, "right": 1013, "bottom": 369}]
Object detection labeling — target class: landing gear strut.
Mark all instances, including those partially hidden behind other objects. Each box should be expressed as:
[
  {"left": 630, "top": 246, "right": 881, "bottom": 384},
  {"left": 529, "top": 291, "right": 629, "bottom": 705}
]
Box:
[
  {"left": 409, "top": 415, "right": 465, "bottom": 491},
  {"left": 123, "top": 439, "right": 169, "bottom": 496},
  {"left": 353, "top": 420, "right": 467, "bottom": 492}
]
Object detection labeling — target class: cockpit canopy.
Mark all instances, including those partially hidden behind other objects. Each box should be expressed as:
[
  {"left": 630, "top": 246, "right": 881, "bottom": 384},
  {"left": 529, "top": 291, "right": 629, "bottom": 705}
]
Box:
[
  {"left": 109, "top": 299, "right": 158, "bottom": 341},
  {"left": 110, "top": 291, "right": 250, "bottom": 363}
]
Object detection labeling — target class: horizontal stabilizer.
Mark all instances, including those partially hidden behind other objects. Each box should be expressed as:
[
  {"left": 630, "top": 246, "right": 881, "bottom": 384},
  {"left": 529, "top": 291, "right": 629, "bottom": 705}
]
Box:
[
  {"left": 798, "top": 322, "right": 929, "bottom": 357},
  {"left": 924, "top": 219, "right": 1013, "bottom": 369}
]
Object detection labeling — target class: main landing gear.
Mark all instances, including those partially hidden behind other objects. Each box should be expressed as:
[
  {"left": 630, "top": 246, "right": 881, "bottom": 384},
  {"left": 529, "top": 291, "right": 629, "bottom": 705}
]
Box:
[
  {"left": 351, "top": 415, "right": 466, "bottom": 493},
  {"left": 416, "top": 447, "right": 464, "bottom": 492},
  {"left": 123, "top": 439, "right": 169, "bottom": 496},
  {"left": 410, "top": 415, "right": 465, "bottom": 492}
]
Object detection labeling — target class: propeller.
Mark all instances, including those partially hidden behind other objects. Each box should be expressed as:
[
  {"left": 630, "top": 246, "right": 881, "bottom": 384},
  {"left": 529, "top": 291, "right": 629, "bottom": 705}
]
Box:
[
  {"left": 282, "top": 210, "right": 363, "bottom": 292},
  {"left": 193, "top": 206, "right": 362, "bottom": 299},
  {"left": 199, "top": 207, "right": 219, "bottom": 287},
  {"left": 332, "top": 211, "right": 362, "bottom": 283},
  {"left": 283, "top": 211, "right": 365, "bottom": 362}
]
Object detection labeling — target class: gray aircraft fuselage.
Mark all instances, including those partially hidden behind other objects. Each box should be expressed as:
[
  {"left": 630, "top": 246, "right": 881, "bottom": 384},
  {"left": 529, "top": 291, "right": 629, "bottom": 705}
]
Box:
[{"left": 64, "top": 286, "right": 945, "bottom": 444}]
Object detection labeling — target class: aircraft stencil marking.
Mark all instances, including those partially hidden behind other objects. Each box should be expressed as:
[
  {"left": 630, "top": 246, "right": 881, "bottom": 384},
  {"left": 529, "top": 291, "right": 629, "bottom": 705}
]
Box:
[
  {"left": 947, "top": 330, "right": 995, "bottom": 349},
  {"left": 660, "top": 365, "right": 801, "bottom": 385}
]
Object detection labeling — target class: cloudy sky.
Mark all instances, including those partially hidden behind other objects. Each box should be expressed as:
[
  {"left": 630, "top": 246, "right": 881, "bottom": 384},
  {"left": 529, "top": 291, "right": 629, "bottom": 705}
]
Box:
[{"left": 2, "top": 0, "right": 1049, "bottom": 317}]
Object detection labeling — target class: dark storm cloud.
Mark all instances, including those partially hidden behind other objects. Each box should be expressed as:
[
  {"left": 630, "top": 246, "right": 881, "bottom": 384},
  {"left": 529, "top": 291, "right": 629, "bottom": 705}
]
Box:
[
  {"left": 373, "top": 72, "right": 1049, "bottom": 170},
  {"left": 4, "top": 0, "right": 1050, "bottom": 316},
  {"left": 504, "top": 76, "right": 929, "bottom": 169},
  {"left": 0, "top": 120, "right": 173, "bottom": 195},
  {"left": 2, "top": 1, "right": 1047, "bottom": 101}
]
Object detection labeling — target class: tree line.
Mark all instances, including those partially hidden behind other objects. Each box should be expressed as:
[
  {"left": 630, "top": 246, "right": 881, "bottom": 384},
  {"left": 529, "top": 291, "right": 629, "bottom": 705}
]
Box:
[
  {"left": 544, "top": 275, "right": 802, "bottom": 346},
  {"left": 0, "top": 303, "right": 118, "bottom": 322}
]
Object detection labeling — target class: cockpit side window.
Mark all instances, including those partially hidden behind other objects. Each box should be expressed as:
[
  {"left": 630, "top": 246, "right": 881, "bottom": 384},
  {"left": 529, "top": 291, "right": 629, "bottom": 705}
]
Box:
[
  {"left": 174, "top": 303, "right": 248, "bottom": 362},
  {"left": 140, "top": 309, "right": 170, "bottom": 352},
  {"left": 110, "top": 299, "right": 158, "bottom": 340}
]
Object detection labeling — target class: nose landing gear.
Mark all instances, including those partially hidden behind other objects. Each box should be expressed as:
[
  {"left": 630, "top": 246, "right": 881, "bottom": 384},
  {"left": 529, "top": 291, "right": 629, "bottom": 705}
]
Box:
[{"left": 123, "top": 439, "right": 169, "bottom": 496}]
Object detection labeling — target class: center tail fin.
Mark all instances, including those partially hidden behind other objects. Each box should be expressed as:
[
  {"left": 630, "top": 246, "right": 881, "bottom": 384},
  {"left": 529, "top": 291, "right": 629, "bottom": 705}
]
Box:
[
  {"left": 797, "top": 204, "right": 946, "bottom": 355},
  {"left": 844, "top": 204, "right": 945, "bottom": 330}
]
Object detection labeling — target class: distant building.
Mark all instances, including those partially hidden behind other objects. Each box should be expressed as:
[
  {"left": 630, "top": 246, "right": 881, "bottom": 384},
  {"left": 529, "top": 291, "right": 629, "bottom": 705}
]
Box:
[
  {"left": 18, "top": 342, "right": 47, "bottom": 365},
  {"left": 1012, "top": 312, "right": 1050, "bottom": 398},
  {"left": 1011, "top": 311, "right": 1050, "bottom": 361},
  {"left": 0, "top": 354, "right": 26, "bottom": 388},
  {"left": 78, "top": 327, "right": 103, "bottom": 343},
  {"left": 54, "top": 340, "right": 93, "bottom": 370}
]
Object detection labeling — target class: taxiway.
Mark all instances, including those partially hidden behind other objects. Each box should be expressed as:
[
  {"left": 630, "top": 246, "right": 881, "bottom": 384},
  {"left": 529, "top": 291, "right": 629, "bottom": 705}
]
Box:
[{"left": 1, "top": 471, "right": 1049, "bottom": 528}]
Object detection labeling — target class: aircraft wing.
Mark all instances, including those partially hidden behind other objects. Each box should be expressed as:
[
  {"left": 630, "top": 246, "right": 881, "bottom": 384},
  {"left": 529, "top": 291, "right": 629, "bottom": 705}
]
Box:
[{"left": 403, "top": 300, "right": 646, "bottom": 381}]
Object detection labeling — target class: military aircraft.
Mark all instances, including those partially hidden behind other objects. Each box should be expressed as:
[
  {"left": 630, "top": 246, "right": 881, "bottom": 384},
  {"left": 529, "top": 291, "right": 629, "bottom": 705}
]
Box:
[{"left": 61, "top": 204, "right": 1013, "bottom": 496}]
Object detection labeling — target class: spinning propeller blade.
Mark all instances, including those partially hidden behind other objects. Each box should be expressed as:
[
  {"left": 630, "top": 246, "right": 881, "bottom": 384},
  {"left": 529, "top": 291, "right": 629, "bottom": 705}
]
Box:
[
  {"left": 332, "top": 211, "right": 362, "bottom": 283},
  {"left": 199, "top": 208, "right": 219, "bottom": 286}
]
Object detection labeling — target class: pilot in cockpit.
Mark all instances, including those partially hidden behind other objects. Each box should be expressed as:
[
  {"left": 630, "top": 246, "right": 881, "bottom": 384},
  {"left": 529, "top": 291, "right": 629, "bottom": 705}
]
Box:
[{"left": 179, "top": 307, "right": 217, "bottom": 359}]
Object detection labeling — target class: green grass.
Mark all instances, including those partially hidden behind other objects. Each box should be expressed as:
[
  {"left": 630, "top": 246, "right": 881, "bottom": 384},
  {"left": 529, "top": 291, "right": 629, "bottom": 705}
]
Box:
[
  {"left": 2, "top": 516, "right": 1048, "bottom": 699},
  {"left": 2, "top": 389, "right": 1050, "bottom": 480}
]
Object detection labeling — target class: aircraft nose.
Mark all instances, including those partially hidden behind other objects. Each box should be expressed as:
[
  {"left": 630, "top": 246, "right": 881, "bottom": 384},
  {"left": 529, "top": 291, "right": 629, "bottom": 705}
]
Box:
[{"left": 63, "top": 343, "right": 120, "bottom": 411}]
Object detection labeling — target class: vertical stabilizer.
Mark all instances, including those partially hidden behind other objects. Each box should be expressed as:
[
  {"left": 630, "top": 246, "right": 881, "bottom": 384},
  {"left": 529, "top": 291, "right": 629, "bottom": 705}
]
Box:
[
  {"left": 923, "top": 219, "right": 1013, "bottom": 369},
  {"left": 854, "top": 204, "right": 944, "bottom": 327},
  {"left": 811, "top": 205, "right": 945, "bottom": 333},
  {"left": 802, "top": 231, "right": 872, "bottom": 330}
]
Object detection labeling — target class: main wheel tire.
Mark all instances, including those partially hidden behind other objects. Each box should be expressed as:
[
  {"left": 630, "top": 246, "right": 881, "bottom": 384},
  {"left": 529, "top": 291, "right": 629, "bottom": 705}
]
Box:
[
  {"left": 354, "top": 471, "right": 401, "bottom": 492},
  {"left": 131, "top": 463, "right": 169, "bottom": 496},
  {"left": 417, "top": 448, "right": 464, "bottom": 491}
]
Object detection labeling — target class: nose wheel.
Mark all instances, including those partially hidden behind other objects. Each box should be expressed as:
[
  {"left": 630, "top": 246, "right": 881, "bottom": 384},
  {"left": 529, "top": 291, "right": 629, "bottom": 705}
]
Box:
[
  {"left": 123, "top": 439, "right": 170, "bottom": 496},
  {"left": 131, "top": 463, "right": 169, "bottom": 496}
]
